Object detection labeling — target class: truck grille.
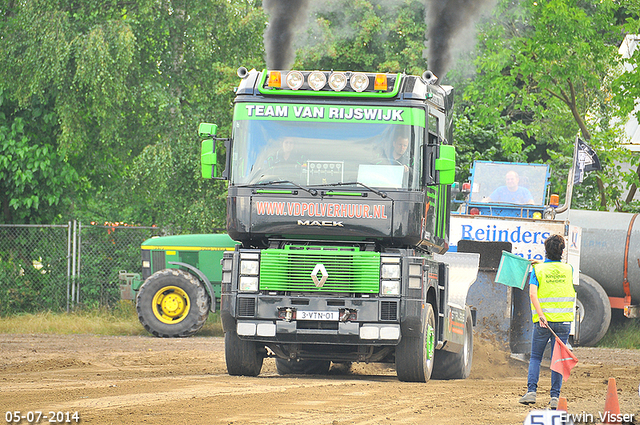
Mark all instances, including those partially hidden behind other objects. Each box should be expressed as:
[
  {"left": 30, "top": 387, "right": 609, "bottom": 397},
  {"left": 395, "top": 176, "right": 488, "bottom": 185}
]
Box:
[{"left": 259, "top": 247, "right": 380, "bottom": 293}]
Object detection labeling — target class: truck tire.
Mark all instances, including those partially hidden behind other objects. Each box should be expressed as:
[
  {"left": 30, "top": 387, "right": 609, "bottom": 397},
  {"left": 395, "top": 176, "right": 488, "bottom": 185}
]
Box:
[
  {"left": 136, "top": 269, "right": 210, "bottom": 338},
  {"left": 575, "top": 273, "right": 611, "bottom": 347},
  {"left": 432, "top": 306, "right": 473, "bottom": 380},
  {"left": 275, "top": 358, "right": 331, "bottom": 375},
  {"left": 395, "top": 304, "right": 436, "bottom": 382},
  {"left": 224, "top": 330, "right": 264, "bottom": 376}
]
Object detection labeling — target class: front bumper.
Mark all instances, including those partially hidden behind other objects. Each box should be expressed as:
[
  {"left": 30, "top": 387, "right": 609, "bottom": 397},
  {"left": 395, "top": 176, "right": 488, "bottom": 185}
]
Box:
[{"left": 222, "top": 293, "right": 404, "bottom": 344}]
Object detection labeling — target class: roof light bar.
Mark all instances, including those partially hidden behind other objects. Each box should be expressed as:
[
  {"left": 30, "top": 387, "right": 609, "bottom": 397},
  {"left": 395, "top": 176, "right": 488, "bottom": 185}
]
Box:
[{"left": 257, "top": 69, "right": 402, "bottom": 98}]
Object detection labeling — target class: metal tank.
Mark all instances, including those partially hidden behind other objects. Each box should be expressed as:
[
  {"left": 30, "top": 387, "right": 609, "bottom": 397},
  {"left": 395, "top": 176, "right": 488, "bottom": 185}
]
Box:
[{"left": 566, "top": 209, "right": 640, "bottom": 304}]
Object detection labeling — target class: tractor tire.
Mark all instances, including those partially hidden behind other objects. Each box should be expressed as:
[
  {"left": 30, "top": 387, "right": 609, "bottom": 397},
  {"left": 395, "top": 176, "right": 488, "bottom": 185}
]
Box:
[
  {"left": 224, "top": 330, "right": 264, "bottom": 376},
  {"left": 275, "top": 358, "right": 331, "bottom": 375},
  {"left": 432, "top": 306, "right": 474, "bottom": 380},
  {"left": 575, "top": 273, "right": 611, "bottom": 347},
  {"left": 395, "top": 303, "right": 436, "bottom": 382},
  {"left": 136, "top": 269, "right": 210, "bottom": 338}
]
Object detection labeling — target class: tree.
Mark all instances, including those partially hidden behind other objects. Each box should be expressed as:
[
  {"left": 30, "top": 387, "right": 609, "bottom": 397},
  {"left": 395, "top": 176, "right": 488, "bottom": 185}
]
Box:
[
  {"left": 612, "top": 0, "right": 640, "bottom": 209},
  {"left": 457, "top": 0, "right": 639, "bottom": 211},
  {"left": 296, "top": 0, "right": 428, "bottom": 74},
  {"left": 0, "top": 95, "right": 79, "bottom": 223},
  {"left": 0, "top": 0, "right": 267, "bottom": 230}
]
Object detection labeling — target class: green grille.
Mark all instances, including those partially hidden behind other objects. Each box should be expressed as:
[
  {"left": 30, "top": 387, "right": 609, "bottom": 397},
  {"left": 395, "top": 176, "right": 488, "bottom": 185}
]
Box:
[{"left": 259, "top": 246, "right": 380, "bottom": 293}]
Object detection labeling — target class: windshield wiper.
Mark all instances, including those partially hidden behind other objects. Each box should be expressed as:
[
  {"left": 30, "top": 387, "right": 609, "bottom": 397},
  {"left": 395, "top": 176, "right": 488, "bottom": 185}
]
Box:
[
  {"left": 319, "top": 181, "right": 390, "bottom": 199},
  {"left": 239, "top": 180, "right": 318, "bottom": 196}
]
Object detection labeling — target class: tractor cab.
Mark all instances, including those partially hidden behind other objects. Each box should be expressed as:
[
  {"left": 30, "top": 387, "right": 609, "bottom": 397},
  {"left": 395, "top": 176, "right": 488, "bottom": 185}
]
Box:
[{"left": 455, "top": 161, "right": 552, "bottom": 218}]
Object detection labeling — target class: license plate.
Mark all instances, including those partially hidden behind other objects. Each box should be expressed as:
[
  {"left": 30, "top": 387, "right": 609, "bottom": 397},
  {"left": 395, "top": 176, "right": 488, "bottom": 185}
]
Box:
[{"left": 297, "top": 310, "right": 339, "bottom": 321}]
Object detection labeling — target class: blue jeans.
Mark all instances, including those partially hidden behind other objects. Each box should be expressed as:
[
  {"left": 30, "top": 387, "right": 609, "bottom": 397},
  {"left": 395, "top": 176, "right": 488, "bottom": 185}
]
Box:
[{"left": 527, "top": 321, "right": 571, "bottom": 398}]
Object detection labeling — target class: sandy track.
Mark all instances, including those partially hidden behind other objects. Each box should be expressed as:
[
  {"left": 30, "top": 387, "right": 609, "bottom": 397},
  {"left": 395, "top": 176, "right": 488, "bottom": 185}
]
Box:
[{"left": 1, "top": 334, "right": 639, "bottom": 425}]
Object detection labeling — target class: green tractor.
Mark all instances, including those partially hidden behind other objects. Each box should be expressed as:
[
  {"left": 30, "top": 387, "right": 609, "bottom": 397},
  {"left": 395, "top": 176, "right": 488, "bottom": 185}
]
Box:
[{"left": 132, "top": 234, "right": 237, "bottom": 337}]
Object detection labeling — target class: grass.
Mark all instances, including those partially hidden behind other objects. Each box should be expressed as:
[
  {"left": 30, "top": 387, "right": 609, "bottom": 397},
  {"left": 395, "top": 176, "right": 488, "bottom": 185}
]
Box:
[
  {"left": 0, "top": 304, "right": 637, "bottom": 348},
  {"left": 597, "top": 316, "right": 640, "bottom": 349},
  {"left": 0, "top": 301, "right": 224, "bottom": 337}
]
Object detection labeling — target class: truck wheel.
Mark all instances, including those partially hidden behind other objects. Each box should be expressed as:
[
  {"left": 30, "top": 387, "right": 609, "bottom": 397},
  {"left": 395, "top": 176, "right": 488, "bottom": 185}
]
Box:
[
  {"left": 396, "top": 304, "right": 436, "bottom": 382},
  {"left": 136, "top": 269, "right": 210, "bottom": 338},
  {"left": 432, "top": 306, "right": 473, "bottom": 380},
  {"left": 575, "top": 273, "right": 611, "bottom": 347},
  {"left": 224, "top": 330, "right": 264, "bottom": 376},
  {"left": 275, "top": 358, "right": 331, "bottom": 375}
]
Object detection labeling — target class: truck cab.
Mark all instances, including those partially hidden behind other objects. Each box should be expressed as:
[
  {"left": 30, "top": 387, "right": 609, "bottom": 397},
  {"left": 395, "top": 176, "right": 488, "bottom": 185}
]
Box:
[{"left": 200, "top": 68, "right": 479, "bottom": 382}]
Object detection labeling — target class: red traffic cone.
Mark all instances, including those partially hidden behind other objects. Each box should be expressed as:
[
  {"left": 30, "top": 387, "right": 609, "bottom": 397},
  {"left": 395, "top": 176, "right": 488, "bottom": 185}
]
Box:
[
  {"left": 603, "top": 377, "right": 621, "bottom": 424},
  {"left": 557, "top": 396, "right": 568, "bottom": 412}
]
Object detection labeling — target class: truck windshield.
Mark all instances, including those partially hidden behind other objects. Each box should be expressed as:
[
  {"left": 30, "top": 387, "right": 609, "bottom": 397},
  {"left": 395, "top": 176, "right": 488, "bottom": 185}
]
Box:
[
  {"left": 231, "top": 117, "right": 424, "bottom": 191},
  {"left": 469, "top": 162, "right": 549, "bottom": 206}
]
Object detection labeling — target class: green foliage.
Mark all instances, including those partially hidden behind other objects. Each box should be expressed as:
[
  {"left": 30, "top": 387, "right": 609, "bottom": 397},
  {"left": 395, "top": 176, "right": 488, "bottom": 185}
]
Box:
[
  {"left": 1, "top": 0, "right": 639, "bottom": 227},
  {"left": 0, "top": 95, "right": 80, "bottom": 223},
  {"left": 297, "top": 0, "right": 428, "bottom": 74},
  {"left": 612, "top": 0, "right": 640, "bottom": 124},
  {"left": 0, "top": 0, "right": 266, "bottom": 230},
  {"left": 457, "top": 0, "right": 637, "bottom": 209}
]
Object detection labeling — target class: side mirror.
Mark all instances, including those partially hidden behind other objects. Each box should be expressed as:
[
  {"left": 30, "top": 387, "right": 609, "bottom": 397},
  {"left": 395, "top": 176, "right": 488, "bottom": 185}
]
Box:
[
  {"left": 435, "top": 144, "right": 455, "bottom": 185},
  {"left": 199, "top": 123, "right": 218, "bottom": 138},
  {"left": 201, "top": 138, "right": 217, "bottom": 178},
  {"left": 200, "top": 123, "right": 218, "bottom": 179}
]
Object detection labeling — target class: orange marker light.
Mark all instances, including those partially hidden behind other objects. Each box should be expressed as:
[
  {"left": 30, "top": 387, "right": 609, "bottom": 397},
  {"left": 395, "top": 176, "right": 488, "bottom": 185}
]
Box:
[
  {"left": 374, "top": 73, "right": 387, "bottom": 91},
  {"left": 268, "top": 71, "right": 282, "bottom": 88}
]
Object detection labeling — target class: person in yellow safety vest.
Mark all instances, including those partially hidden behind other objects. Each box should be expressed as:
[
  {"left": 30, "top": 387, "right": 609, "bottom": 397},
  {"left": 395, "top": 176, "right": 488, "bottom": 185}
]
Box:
[{"left": 518, "top": 234, "right": 576, "bottom": 410}]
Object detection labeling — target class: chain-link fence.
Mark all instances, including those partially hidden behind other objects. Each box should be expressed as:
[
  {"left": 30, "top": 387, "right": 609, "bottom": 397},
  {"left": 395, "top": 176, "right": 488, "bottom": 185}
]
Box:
[{"left": 0, "top": 222, "right": 164, "bottom": 315}]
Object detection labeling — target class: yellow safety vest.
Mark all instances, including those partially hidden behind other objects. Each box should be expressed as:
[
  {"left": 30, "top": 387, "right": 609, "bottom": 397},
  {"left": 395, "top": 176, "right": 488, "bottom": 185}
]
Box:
[{"left": 531, "top": 262, "right": 576, "bottom": 323}]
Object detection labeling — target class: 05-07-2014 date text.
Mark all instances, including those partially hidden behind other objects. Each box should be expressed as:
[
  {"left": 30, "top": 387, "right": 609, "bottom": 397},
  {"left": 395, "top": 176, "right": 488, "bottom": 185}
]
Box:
[{"left": 5, "top": 412, "right": 80, "bottom": 424}]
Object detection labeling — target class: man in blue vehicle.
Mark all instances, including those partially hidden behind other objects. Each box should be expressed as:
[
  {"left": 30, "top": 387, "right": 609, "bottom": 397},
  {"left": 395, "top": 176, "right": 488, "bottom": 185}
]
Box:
[{"left": 484, "top": 170, "right": 534, "bottom": 204}]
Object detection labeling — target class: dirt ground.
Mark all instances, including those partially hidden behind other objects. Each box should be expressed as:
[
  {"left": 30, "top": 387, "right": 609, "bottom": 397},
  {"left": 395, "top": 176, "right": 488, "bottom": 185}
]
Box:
[{"left": 1, "top": 333, "right": 639, "bottom": 425}]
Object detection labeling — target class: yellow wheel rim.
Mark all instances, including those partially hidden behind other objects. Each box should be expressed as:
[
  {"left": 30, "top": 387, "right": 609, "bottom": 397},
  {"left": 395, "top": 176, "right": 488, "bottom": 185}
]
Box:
[{"left": 152, "top": 285, "right": 191, "bottom": 324}]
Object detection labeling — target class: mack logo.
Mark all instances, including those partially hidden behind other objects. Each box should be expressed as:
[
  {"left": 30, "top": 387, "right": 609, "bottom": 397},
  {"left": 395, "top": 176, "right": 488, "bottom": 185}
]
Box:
[
  {"left": 311, "top": 264, "right": 328, "bottom": 288},
  {"left": 297, "top": 220, "right": 344, "bottom": 227}
]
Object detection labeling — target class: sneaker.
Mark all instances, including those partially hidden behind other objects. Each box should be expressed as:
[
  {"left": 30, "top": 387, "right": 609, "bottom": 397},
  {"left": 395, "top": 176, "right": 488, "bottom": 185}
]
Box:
[
  {"left": 519, "top": 392, "right": 537, "bottom": 405},
  {"left": 549, "top": 397, "right": 559, "bottom": 410}
]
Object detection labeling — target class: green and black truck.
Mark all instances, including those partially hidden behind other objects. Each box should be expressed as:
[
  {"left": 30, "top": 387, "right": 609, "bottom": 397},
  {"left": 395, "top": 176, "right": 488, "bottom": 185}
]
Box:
[{"left": 136, "top": 67, "right": 480, "bottom": 382}]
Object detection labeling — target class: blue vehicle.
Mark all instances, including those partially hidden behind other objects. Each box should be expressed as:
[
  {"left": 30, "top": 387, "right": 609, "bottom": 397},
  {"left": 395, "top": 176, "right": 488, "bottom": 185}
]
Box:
[{"left": 450, "top": 160, "right": 615, "bottom": 350}]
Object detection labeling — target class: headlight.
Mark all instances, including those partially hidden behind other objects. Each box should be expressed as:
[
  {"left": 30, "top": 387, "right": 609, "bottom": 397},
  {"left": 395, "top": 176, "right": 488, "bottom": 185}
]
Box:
[
  {"left": 239, "top": 276, "right": 259, "bottom": 292},
  {"left": 241, "top": 260, "right": 259, "bottom": 275},
  {"left": 381, "top": 280, "right": 400, "bottom": 296},
  {"left": 381, "top": 264, "right": 401, "bottom": 279}
]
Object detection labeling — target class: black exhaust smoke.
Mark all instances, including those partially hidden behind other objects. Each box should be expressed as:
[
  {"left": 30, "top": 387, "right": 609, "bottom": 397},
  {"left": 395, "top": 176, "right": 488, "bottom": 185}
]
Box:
[
  {"left": 263, "top": 0, "right": 311, "bottom": 70},
  {"left": 426, "top": 0, "right": 496, "bottom": 79}
]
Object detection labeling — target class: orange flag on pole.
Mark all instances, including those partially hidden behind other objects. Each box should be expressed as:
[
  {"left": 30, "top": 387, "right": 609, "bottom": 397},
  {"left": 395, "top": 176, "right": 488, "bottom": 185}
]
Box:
[{"left": 550, "top": 337, "right": 578, "bottom": 381}]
